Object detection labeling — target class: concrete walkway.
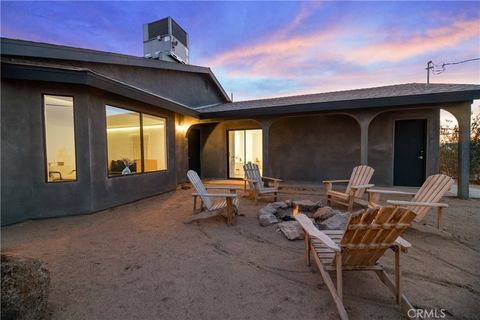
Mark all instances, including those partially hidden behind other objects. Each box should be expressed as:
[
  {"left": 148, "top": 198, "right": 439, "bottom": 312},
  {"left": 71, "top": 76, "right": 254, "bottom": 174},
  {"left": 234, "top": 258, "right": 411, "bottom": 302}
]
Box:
[{"left": 448, "top": 184, "right": 480, "bottom": 199}]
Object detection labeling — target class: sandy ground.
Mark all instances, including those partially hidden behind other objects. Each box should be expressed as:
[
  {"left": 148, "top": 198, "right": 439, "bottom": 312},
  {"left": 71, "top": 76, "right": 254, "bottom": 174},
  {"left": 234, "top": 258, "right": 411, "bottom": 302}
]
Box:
[{"left": 2, "top": 183, "right": 480, "bottom": 320}]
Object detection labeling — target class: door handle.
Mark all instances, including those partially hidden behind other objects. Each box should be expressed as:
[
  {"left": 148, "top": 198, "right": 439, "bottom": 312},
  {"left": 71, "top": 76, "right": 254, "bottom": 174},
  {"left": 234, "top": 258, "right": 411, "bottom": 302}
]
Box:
[{"left": 418, "top": 150, "right": 424, "bottom": 160}]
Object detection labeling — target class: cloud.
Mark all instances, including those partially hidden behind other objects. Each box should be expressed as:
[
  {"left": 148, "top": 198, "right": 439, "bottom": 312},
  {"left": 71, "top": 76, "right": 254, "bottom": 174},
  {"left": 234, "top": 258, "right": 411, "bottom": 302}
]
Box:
[
  {"left": 343, "top": 19, "right": 480, "bottom": 64},
  {"left": 206, "top": 14, "right": 479, "bottom": 80}
]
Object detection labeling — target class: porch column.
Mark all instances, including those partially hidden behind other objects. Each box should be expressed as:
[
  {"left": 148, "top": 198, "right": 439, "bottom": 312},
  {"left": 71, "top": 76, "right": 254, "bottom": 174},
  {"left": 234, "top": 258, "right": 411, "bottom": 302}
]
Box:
[
  {"left": 350, "top": 112, "right": 374, "bottom": 165},
  {"left": 260, "top": 120, "right": 273, "bottom": 177},
  {"left": 359, "top": 121, "right": 369, "bottom": 165},
  {"left": 446, "top": 102, "right": 471, "bottom": 199}
]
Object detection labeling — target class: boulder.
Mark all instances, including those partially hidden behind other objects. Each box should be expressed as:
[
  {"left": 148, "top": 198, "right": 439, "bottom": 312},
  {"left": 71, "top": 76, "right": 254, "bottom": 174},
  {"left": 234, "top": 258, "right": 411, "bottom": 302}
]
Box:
[
  {"left": 257, "top": 205, "right": 277, "bottom": 217},
  {"left": 1, "top": 253, "right": 50, "bottom": 320},
  {"left": 258, "top": 213, "right": 279, "bottom": 227},
  {"left": 271, "top": 201, "right": 289, "bottom": 209},
  {"left": 277, "top": 221, "right": 304, "bottom": 240},
  {"left": 274, "top": 208, "right": 292, "bottom": 220},
  {"left": 292, "top": 200, "right": 320, "bottom": 212},
  {"left": 317, "top": 213, "right": 349, "bottom": 230},
  {"left": 313, "top": 206, "right": 338, "bottom": 221}
]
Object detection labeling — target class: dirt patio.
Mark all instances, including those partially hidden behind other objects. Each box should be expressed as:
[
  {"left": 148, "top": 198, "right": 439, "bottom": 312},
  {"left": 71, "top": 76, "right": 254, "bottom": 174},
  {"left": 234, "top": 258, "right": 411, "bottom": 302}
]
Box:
[{"left": 2, "top": 183, "right": 480, "bottom": 320}]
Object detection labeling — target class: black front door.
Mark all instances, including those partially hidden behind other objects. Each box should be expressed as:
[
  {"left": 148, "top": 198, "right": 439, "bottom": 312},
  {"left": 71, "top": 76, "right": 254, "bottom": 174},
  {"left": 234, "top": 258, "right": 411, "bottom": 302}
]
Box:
[
  {"left": 394, "top": 119, "right": 426, "bottom": 186},
  {"left": 188, "top": 129, "right": 201, "bottom": 175}
]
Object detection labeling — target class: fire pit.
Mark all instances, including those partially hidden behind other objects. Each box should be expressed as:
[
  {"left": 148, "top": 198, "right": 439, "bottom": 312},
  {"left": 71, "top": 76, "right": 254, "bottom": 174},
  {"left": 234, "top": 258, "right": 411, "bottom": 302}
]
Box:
[{"left": 257, "top": 200, "right": 349, "bottom": 240}]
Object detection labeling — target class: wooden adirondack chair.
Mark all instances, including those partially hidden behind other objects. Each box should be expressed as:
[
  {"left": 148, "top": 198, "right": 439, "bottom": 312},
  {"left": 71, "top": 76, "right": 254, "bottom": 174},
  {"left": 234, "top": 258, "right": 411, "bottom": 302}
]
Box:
[
  {"left": 367, "top": 174, "right": 454, "bottom": 229},
  {"left": 294, "top": 207, "right": 416, "bottom": 320},
  {"left": 323, "top": 165, "right": 375, "bottom": 211},
  {"left": 185, "top": 170, "right": 240, "bottom": 225},
  {"left": 243, "top": 162, "right": 283, "bottom": 204}
]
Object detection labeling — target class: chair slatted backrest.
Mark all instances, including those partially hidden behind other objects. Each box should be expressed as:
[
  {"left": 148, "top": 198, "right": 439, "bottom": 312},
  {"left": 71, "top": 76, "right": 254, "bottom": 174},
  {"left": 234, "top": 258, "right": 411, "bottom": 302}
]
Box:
[
  {"left": 410, "top": 174, "right": 454, "bottom": 221},
  {"left": 243, "top": 162, "right": 264, "bottom": 191},
  {"left": 345, "top": 165, "right": 374, "bottom": 198},
  {"left": 339, "top": 207, "right": 416, "bottom": 266},
  {"left": 187, "top": 170, "right": 213, "bottom": 210}
]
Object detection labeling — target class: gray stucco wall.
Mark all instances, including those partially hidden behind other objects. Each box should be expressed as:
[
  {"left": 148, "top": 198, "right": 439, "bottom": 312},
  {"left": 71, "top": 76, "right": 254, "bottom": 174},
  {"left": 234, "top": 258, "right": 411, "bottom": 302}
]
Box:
[
  {"left": 368, "top": 108, "right": 440, "bottom": 185},
  {"left": 1, "top": 80, "right": 177, "bottom": 225},
  {"left": 6, "top": 57, "right": 226, "bottom": 108},
  {"left": 199, "top": 120, "right": 261, "bottom": 179},
  {"left": 194, "top": 109, "right": 440, "bottom": 186},
  {"left": 195, "top": 115, "right": 361, "bottom": 182},
  {"left": 269, "top": 114, "right": 361, "bottom": 182}
]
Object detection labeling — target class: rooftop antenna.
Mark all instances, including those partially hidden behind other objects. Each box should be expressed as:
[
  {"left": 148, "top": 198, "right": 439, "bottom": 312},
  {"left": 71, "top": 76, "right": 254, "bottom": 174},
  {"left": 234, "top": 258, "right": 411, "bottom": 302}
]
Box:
[{"left": 426, "top": 60, "right": 433, "bottom": 86}]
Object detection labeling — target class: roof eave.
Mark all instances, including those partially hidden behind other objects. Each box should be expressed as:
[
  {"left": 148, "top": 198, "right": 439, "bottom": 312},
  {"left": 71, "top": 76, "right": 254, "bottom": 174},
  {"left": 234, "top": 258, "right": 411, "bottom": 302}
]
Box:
[
  {"left": 1, "top": 62, "right": 200, "bottom": 117},
  {"left": 0, "top": 37, "right": 231, "bottom": 103},
  {"left": 198, "top": 90, "right": 480, "bottom": 119}
]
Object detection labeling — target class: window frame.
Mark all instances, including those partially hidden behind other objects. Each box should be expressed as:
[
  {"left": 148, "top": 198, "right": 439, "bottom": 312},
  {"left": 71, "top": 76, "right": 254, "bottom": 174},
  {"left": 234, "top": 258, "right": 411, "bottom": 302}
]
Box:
[
  {"left": 42, "top": 93, "right": 78, "bottom": 184},
  {"left": 104, "top": 104, "right": 168, "bottom": 178}
]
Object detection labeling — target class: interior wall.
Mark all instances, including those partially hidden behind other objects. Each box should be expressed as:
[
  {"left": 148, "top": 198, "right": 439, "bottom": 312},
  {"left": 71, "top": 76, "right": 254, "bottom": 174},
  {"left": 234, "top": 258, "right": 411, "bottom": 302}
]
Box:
[{"left": 269, "top": 114, "right": 361, "bottom": 182}]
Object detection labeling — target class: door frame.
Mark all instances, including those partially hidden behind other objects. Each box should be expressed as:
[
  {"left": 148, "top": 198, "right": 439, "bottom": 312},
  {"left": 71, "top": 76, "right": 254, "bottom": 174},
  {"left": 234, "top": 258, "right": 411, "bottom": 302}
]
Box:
[
  {"left": 392, "top": 118, "right": 428, "bottom": 186},
  {"left": 226, "top": 128, "right": 262, "bottom": 179},
  {"left": 187, "top": 128, "right": 201, "bottom": 176}
]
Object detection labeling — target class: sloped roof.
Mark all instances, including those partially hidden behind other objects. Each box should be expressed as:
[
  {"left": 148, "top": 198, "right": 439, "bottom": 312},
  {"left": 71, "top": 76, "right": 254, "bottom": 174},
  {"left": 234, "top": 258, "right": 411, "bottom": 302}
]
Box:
[
  {"left": 199, "top": 83, "right": 480, "bottom": 118},
  {"left": 2, "top": 60, "right": 200, "bottom": 116},
  {"left": 0, "top": 37, "right": 231, "bottom": 103},
  {"left": 2, "top": 38, "right": 479, "bottom": 119}
]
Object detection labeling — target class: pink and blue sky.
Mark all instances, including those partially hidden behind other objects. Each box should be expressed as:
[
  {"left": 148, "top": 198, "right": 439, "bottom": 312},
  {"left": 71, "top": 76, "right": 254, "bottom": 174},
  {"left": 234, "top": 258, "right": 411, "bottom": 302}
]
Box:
[{"left": 1, "top": 1, "right": 479, "bottom": 112}]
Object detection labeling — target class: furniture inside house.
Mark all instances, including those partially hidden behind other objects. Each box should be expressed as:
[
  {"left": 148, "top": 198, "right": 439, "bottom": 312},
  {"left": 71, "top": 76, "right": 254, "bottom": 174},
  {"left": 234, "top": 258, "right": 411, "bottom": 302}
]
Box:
[
  {"left": 323, "top": 165, "right": 374, "bottom": 211},
  {"left": 47, "top": 162, "right": 76, "bottom": 182},
  {"left": 294, "top": 206, "right": 417, "bottom": 320},
  {"left": 367, "top": 174, "right": 454, "bottom": 229},
  {"left": 185, "top": 170, "right": 240, "bottom": 225},
  {"left": 243, "top": 162, "right": 283, "bottom": 204},
  {"left": 109, "top": 160, "right": 137, "bottom": 175}
]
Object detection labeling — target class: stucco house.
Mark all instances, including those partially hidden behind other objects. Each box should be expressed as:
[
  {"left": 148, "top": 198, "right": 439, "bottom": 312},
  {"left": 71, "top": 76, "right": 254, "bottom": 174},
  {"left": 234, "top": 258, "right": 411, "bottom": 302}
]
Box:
[{"left": 1, "top": 33, "right": 479, "bottom": 226}]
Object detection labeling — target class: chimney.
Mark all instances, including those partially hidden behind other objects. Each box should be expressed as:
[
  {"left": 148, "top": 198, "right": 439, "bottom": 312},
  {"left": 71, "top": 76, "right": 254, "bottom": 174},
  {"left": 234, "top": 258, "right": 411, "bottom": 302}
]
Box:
[{"left": 143, "top": 17, "right": 189, "bottom": 64}]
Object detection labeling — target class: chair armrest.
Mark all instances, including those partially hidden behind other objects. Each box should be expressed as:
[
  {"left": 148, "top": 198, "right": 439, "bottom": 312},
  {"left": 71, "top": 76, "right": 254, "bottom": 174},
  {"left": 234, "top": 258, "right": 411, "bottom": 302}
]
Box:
[
  {"left": 295, "top": 214, "right": 341, "bottom": 252},
  {"left": 387, "top": 200, "right": 448, "bottom": 208},
  {"left": 192, "top": 193, "right": 238, "bottom": 198},
  {"left": 350, "top": 184, "right": 375, "bottom": 189},
  {"left": 393, "top": 236, "right": 412, "bottom": 253},
  {"left": 323, "top": 179, "right": 349, "bottom": 184},
  {"left": 205, "top": 186, "right": 241, "bottom": 191},
  {"left": 245, "top": 179, "right": 259, "bottom": 184},
  {"left": 394, "top": 236, "right": 412, "bottom": 249},
  {"left": 262, "top": 176, "right": 283, "bottom": 182},
  {"left": 367, "top": 189, "right": 416, "bottom": 196}
]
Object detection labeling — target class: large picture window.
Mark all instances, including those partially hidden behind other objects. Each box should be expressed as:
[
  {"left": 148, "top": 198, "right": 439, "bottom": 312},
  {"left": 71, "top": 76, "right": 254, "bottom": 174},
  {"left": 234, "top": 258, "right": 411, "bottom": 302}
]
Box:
[
  {"left": 44, "top": 95, "right": 77, "bottom": 182},
  {"left": 106, "top": 105, "right": 167, "bottom": 176}
]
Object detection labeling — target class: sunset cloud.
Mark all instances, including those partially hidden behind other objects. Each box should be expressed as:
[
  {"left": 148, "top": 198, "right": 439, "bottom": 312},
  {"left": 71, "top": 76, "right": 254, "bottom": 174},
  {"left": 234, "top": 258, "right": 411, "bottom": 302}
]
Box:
[
  {"left": 343, "top": 19, "right": 480, "bottom": 64},
  {"left": 207, "top": 16, "right": 479, "bottom": 82}
]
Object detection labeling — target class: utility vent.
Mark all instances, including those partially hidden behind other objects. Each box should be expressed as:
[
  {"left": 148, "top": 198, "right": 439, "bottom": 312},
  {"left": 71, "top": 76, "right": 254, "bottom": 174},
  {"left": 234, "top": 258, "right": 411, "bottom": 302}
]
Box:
[{"left": 143, "top": 17, "right": 189, "bottom": 64}]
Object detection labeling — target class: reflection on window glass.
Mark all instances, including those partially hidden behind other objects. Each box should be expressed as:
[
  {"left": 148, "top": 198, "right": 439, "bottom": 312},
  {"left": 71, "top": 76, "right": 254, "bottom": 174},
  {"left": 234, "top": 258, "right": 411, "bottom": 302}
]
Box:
[
  {"left": 106, "top": 105, "right": 141, "bottom": 176},
  {"left": 44, "top": 95, "right": 77, "bottom": 182},
  {"left": 142, "top": 114, "right": 167, "bottom": 172}
]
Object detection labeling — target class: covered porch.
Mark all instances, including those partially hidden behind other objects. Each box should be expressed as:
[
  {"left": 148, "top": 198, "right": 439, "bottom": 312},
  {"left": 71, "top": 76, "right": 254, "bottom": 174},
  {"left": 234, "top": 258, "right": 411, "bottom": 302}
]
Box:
[{"left": 178, "top": 99, "right": 473, "bottom": 198}]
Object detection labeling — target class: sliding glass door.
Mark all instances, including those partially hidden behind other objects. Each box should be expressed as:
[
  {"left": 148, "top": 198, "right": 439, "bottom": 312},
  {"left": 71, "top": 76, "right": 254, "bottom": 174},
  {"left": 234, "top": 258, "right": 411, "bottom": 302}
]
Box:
[{"left": 228, "top": 129, "right": 263, "bottom": 178}]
